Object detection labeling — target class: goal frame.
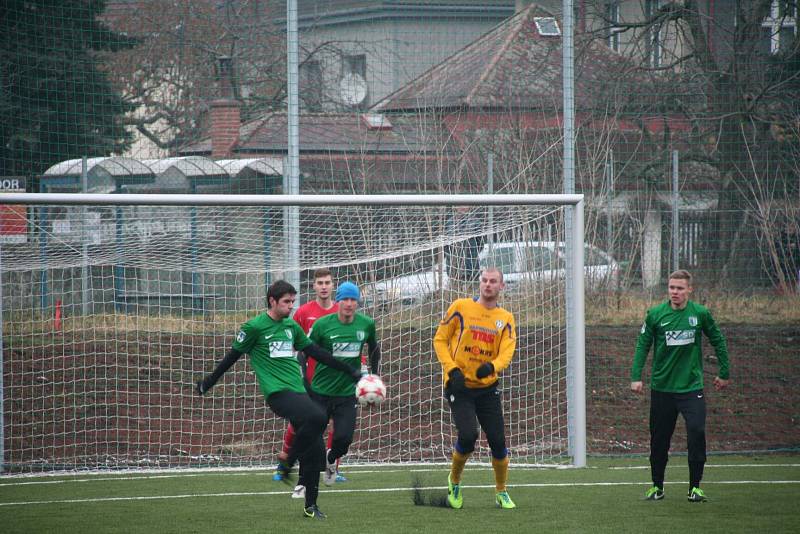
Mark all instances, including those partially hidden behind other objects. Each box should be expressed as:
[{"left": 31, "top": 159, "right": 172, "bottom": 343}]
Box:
[{"left": 0, "top": 192, "right": 586, "bottom": 470}]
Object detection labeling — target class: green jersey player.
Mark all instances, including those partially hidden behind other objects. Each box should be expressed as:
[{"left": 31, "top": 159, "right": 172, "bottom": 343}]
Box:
[
  {"left": 308, "top": 281, "right": 381, "bottom": 486},
  {"left": 196, "top": 280, "right": 361, "bottom": 519},
  {"left": 631, "top": 270, "right": 730, "bottom": 503}
]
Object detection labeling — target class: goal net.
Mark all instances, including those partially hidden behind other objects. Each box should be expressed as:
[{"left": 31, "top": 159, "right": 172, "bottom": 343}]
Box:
[{"left": 0, "top": 194, "right": 584, "bottom": 473}]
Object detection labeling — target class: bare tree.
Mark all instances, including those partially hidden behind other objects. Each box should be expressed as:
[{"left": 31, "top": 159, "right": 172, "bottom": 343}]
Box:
[
  {"left": 104, "top": 0, "right": 285, "bottom": 153},
  {"left": 584, "top": 0, "right": 800, "bottom": 283}
]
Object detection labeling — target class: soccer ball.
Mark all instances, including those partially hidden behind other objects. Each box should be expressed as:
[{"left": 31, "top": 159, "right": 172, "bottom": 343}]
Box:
[{"left": 356, "top": 374, "right": 386, "bottom": 406}]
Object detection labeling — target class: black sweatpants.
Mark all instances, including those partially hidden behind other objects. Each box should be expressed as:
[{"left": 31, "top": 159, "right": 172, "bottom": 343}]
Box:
[
  {"left": 649, "top": 389, "right": 707, "bottom": 489},
  {"left": 267, "top": 391, "right": 327, "bottom": 507},
  {"left": 446, "top": 382, "right": 507, "bottom": 459},
  {"left": 310, "top": 392, "right": 358, "bottom": 462}
]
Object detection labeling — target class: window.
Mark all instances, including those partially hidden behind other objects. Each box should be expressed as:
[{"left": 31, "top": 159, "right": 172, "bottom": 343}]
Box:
[
  {"left": 480, "top": 247, "right": 517, "bottom": 273},
  {"left": 534, "top": 17, "right": 561, "bottom": 36},
  {"left": 522, "top": 246, "right": 559, "bottom": 272},
  {"left": 645, "top": 0, "right": 663, "bottom": 67},
  {"left": 343, "top": 54, "right": 366, "bottom": 78},
  {"left": 762, "top": 0, "right": 797, "bottom": 54},
  {"left": 362, "top": 113, "right": 392, "bottom": 131},
  {"left": 300, "top": 59, "right": 322, "bottom": 111},
  {"left": 605, "top": 1, "right": 621, "bottom": 52}
]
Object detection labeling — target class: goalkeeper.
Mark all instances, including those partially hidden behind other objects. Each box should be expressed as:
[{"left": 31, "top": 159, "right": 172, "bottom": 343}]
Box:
[
  {"left": 433, "top": 267, "right": 517, "bottom": 510},
  {"left": 196, "top": 279, "right": 361, "bottom": 520},
  {"left": 306, "top": 281, "right": 381, "bottom": 486}
]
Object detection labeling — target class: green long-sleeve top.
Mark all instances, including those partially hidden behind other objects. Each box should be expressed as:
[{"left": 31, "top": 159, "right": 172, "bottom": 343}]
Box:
[{"left": 631, "top": 300, "right": 729, "bottom": 393}]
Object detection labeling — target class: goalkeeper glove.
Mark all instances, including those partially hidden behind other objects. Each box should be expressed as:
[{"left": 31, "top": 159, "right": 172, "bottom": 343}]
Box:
[
  {"left": 349, "top": 368, "right": 363, "bottom": 382},
  {"left": 476, "top": 362, "right": 495, "bottom": 379},
  {"left": 447, "top": 368, "right": 466, "bottom": 392},
  {"left": 196, "top": 377, "right": 212, "bottom": 396}
]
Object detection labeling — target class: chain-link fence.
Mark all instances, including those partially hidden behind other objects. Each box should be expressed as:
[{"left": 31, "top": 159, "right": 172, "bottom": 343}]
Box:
[{"left": 1, "top": 1, "right": 798, "bottom": 468}]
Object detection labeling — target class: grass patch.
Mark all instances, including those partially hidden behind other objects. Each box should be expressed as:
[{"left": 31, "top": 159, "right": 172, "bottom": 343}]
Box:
[{"left": 1, "top": 455, "right": 798, "bottom": 533}]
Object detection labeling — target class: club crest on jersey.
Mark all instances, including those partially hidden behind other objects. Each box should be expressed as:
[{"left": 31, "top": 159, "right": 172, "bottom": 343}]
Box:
[
  {"left": 688, "top": 316, "right": 698, "bottom": 327},
  {"left": 284, "top": 329, "right": 293, "bottom": 339},
  {"left": 236, "top": 330, "right": 246, "bottom": 343},
  {"left": 357, "top": 331, "right": 365, "bottom": 341},
  {"left": 495, "top": 320, "right": 504, "bottom": 330}
]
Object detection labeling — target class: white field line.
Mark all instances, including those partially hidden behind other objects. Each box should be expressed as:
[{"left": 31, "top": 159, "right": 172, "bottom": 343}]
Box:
[
  {"left": 1, "top": 480, "right": 799, "bottom": 508},
  {"left": 1, "top": 463, "right": 798, "bottom": 487}
]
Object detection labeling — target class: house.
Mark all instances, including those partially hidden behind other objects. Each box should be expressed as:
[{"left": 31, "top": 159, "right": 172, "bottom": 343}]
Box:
[
  {"left": 268, "top": 0, "right": 518, "bottom": 110},
  {"left": 177, "top": 4, "right": 676, "bottom": 285}
]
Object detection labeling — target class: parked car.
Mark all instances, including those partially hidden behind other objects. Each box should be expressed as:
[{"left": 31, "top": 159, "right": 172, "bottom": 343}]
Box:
[
  {"left": 364, "top": 241, "right": 619, "bottom": 306},
  {"left": 478, "top": 241, "right": 620, "bottom": 291},
  {"left": 364, "top": 262, "right": 450, "bottom": 307}
]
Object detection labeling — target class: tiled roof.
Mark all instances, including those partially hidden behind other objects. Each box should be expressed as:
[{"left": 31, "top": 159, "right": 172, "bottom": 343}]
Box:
[
  {"left": 181, "top": 111, "right": 456, "bottom": 156},
  {"left": 373, "top": 3, "right": 642, "bottom": 112}
]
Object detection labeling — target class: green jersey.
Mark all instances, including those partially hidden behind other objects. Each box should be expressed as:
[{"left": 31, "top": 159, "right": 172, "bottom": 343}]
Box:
[
  {"left": 631, "top": 300, "right": 729, "bottom": 393},
  {"left": 231, "top": 313, "right": 311, "bottom": 397},
  {"left": 309, "top": 312, "right": 376, "bottom": 397}
]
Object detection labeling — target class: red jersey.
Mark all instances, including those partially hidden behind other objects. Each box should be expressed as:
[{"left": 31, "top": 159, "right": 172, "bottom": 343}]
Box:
[{"left": 293, "top": 300, "right": 338, "bottom": 378}]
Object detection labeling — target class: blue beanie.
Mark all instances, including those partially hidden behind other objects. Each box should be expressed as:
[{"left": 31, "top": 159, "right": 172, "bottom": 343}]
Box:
[{"left": 335, "top": 281, "right": 361, "bottom": 302}]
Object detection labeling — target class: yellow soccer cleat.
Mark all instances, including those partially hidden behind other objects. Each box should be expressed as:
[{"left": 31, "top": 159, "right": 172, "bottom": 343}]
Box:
[
  {"left": 495, "top": 491, "right": 516, "bottom": 509},
  {"left": 447, "top": 474, "right": 463, "bottom": 509}
]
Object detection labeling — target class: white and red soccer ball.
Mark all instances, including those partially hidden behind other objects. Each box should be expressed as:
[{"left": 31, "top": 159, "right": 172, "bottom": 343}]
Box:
[{"left": 356, "top": 374, "right": 387, "bottom": 406}]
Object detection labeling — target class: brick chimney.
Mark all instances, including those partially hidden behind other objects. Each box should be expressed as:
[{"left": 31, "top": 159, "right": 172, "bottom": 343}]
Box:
[{"left": 210, "top": 56, "right": 241, "bottom": 158}]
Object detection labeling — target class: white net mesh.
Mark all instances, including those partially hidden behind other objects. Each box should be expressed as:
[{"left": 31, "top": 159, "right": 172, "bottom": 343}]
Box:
[{"left": 1, "top": 199, "right": 575, "bottom": 472}]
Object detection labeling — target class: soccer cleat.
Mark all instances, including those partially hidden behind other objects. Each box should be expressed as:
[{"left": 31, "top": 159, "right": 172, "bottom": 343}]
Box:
[
  {"left": 495, "top": 491, "right": 516, "bottom": 509},
  {"left": 323, "top": 449, "right": 337, "bottom": 486},
  {"left": 303, "top": 505, "right": 327, "bottom": 519},
  {"left": 274, "top": 461, "right": 293, "bottom": 485},
  {"left": 335, "top": 472, "right": 348, "bottom": 483},
  {"left": 291, "top": 484, "right": 306, "bottom": 499},
  {"left": 447, "top": 474, "right": 463, "bottom": 509},
  {"left": 644, "top": 486, "right": 664, "bottom": 501},
  {"left": 687, "top": 487, "right": 707, "bottom": 502}
]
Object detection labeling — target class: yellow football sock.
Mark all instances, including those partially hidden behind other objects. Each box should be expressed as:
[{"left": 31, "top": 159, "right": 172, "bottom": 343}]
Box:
[
  {"left": 492, "top": 456, "right": 510, "bottom": 491},
  {"left": 450, "top": 450, "right": 471, "bottom": 484}
]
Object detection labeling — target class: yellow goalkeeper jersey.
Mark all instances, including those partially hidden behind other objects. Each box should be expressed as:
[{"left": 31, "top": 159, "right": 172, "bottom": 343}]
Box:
[{"left": 433, "top": 297, "right": 516, "bottom": 388}]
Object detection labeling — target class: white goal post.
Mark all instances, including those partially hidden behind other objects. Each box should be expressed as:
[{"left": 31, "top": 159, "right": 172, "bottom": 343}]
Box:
[{"left": 0, "top": 193, "right": 585, "bottom": 473}]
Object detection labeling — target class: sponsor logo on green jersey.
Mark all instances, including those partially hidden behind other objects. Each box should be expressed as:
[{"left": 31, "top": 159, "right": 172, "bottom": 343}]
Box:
[{"left": 665, "top": 330, "right": 695, "bottom": 346}]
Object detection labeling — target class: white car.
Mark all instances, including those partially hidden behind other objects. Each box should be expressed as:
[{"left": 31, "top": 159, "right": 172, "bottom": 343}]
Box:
[
  {"left": 365, "top": 263, "right": 450, "bottom": 306},
  {"left": 478, "top": 241, "right": 620, "bottom": 290},
  {"left": 364, "top": 241, "right": 619, "bottom": 306}
]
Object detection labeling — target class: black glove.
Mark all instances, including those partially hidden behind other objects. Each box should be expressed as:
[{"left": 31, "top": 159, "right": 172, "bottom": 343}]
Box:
[
  {"left": 476, "top": 362, "right": 495, "bottom": 379},
  {"left": 447, "top": 368, "right": 466, "bottom": 392},
  {"left": 196, "top": 377, "right": 211, "bottom": 396},
  {"left": 349, "top": 368, "right": 363, "bottom": 382}
]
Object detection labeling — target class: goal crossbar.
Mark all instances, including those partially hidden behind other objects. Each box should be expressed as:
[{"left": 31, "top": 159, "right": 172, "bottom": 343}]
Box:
[{"left": 0, "top": 193, "right": 584, "bottom": 207}]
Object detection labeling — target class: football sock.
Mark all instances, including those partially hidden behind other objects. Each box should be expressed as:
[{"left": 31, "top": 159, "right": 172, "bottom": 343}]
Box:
[
  {"left": 450, "top": 450, "right": 471, "bottom": 484},
  {"left": 491, "top": 456, "right": 510, "bottom": 492},
  {"left": 689, "top": 461, "right": 704, "bottom": 489}
]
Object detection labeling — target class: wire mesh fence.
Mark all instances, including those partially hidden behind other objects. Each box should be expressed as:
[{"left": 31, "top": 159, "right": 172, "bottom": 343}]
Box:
[{"left": 1, "top": 0, "right": 798, "bottom": 469}]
